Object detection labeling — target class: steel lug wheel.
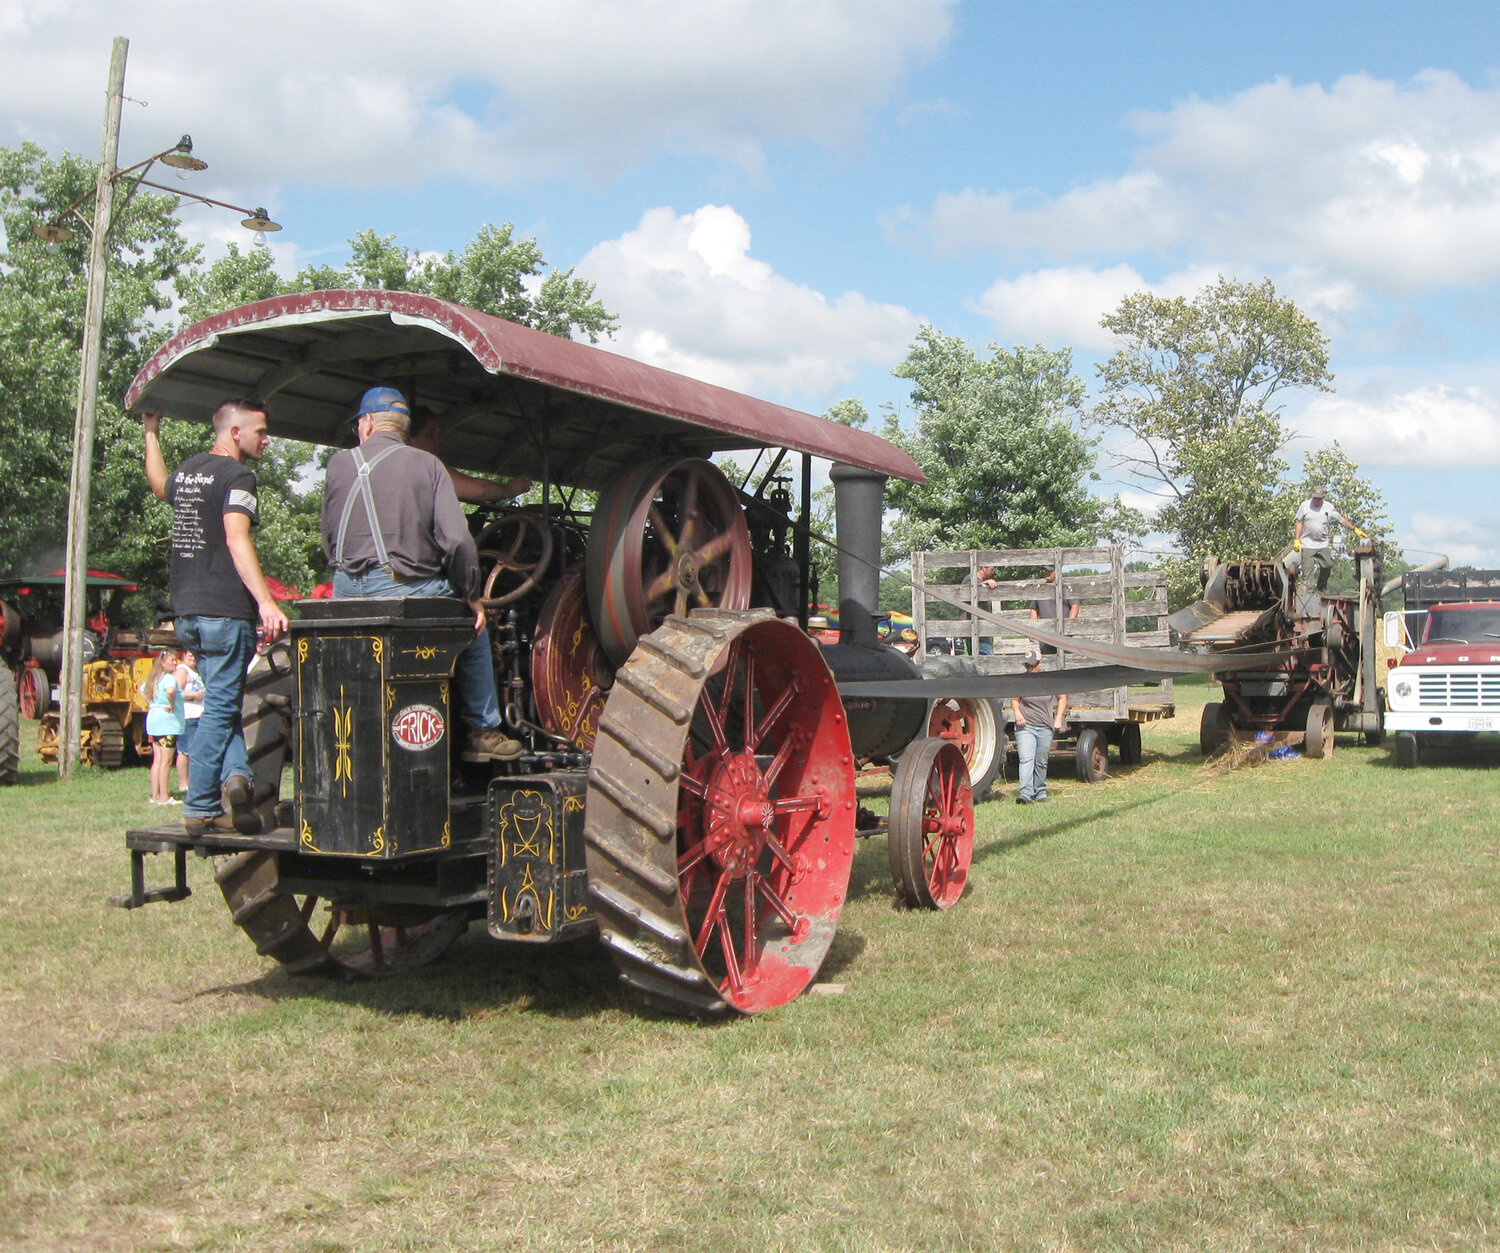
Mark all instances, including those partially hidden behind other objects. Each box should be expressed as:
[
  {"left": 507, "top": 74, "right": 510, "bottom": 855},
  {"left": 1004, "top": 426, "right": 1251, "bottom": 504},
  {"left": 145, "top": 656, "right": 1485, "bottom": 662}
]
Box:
[{"left": 888, "top": 737, "right": 973, "bottom": 910}]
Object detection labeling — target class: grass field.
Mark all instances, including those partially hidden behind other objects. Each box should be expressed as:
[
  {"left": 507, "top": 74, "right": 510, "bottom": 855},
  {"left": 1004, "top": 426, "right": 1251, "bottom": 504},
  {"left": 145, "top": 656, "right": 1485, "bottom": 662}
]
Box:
[{"left": 2, "top": 683, "right": 1498, "bottom": 1252}]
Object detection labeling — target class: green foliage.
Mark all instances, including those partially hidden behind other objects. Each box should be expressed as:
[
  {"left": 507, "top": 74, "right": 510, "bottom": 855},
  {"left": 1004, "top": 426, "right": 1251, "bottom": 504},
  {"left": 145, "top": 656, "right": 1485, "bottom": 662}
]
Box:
[
  {"left": 1091, "top": 276, "right": 1360, "bottom": 607},
  {"left": 880, "top": 327, "right": 1141, "bottom": 563},
  {"left": 180, "top": 224, "right": 619, "bottom": 344},
  {"left": 0, "top": 143, "right": 199, "bottom": 590}
]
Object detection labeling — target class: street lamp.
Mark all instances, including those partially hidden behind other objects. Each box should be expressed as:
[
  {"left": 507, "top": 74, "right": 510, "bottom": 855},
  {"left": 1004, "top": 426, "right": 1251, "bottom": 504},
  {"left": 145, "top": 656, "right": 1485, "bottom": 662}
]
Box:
[{"left": 46, "top": 36, "right": 281, "bottom": 778}]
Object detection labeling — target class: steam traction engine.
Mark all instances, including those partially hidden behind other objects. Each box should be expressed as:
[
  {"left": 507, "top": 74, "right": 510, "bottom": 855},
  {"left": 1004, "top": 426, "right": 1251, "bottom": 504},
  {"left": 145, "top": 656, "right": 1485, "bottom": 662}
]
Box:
[{"left": 116, "top": 291, "right": 970, "bottom": 1016}]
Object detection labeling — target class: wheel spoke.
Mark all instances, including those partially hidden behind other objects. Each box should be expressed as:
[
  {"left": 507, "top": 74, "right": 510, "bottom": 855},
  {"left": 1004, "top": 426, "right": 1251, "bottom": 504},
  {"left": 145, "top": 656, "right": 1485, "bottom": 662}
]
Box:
[
  {"left": 647, "top": 503, "right": 681, "bottom": 557},
  {"left": 762, "top": 732, "right": 798, "bottom": 789},
  {"left": 299, "top": 895, "right": 320, "bottom": 924},
  {"left": 697, "top": 685, "right": 730, "bottom": 753},
  {"left": 679, "top": 471, "right": 701, "bottom": 544},
  {"left": 716, "top": 914, "right": 744, "bottom": 995},
  {"left": 367, "top": 923, "right": 386, "bottom": 970},
  {"left": 756, "top": 874, "right": 800, "bottom": 931},
  {"left": 753, "top": 681, "right": 797, "bottom": 751},
  {"left": 742, "top": 873, "right": 757, "bottom": 970},
  {"left": 318, "top": 909, "right": 342, "bottom": 948},
  {"left": 694, "top": 869, "right": 733, "bottom": 957}
]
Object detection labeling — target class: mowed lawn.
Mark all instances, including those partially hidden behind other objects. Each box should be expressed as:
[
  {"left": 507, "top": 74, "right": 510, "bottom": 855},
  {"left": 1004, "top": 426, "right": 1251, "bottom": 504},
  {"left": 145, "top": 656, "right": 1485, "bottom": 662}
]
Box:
[{"left": 1, "top": 682, "right": 1497, "bottom": 1252}]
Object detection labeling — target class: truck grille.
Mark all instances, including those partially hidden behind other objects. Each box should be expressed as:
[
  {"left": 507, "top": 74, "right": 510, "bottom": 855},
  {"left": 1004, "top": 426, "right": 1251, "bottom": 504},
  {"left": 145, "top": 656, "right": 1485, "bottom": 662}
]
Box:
[{"left": 1416, "top": 671, "right": 1500, "bottom": 708}]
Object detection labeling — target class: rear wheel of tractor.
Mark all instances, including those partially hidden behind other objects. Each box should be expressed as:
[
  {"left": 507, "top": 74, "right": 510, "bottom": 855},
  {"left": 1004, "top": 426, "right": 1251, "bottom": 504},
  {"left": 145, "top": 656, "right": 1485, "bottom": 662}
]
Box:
[
  {"left": 920, "top": 655, "right": 1004, "bottom": 801},
  {"left": 18, "top": 667, "right": 48, "bottom": 720},
  {"left": 888, "top": 738, "right": 973, "bottom": 910},
  {"left": 1394, "top": 731, "right": 1420, "bottom": 769},
  {"left": 1076, "top": 726, "right": 1108, "bottom": 782},
  {"left": 584, "top": 611, "right": 855, "bottom": 1016},
  {"left": 1118, "top": 721, "right": 1143, "bottom": 766},
  {"left": 1199, "top": 701, "right": 1229, "bottom": 756},
  {"left": 0, "top": 669, "right": 18, "bottom": 785},
  {"left": 215, "top": 851, "right": 469, "bottom": 976},
  {"left": 1304, "top": 702, "right": 1333, "bottom": 760}
]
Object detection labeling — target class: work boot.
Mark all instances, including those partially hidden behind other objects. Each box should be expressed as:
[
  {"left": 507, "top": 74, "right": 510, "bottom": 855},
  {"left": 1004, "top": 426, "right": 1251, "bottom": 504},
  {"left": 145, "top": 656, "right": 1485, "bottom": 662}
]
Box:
[
  {"left": 462, "top": 726, "right": 523, "bottom": 762},
  {"left": 183, "top": 812, "right": 239, "bottom": 837},
  {"left": 222, "top": 775, "right": 262, "bottom": 834}
]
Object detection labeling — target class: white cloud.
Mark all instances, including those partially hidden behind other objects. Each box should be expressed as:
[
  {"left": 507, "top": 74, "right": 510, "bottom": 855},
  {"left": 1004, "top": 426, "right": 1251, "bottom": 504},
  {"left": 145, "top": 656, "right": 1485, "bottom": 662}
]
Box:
[
  {"left": 0, "top": 1, "right": 953, "bottom": 188},
  {"left": 922, "top": 70, "right": 1500, "bottom": 295},
  {"left": 579, "top": 204, "right": 919, "bottom": 402},
  {"left": 1294, "top": 382, "right": 1500, "bottom": 467},
  {"left": 1404, "top": 511, "right": 1500, "bottom": 567},
  {"left": 973, "top": 263, "right": 1221, "bottom": 349}
]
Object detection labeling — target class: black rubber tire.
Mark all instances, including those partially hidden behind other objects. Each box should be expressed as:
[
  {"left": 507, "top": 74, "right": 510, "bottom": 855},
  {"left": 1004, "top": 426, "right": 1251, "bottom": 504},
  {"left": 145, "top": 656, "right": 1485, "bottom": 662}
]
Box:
[
  {"left": 920, "top": 655, "right": 1005, "bottom": 801},
  {"left": 0, "top": 668, "right": 18, "bottom": 785},
  {"left": 1364, "top": 690, "right": 1385, "bottom": 747},
  {"left": 1305, "top": 702, "right": 1333, "bottom": 760},
  {"left": 1394, "top": 731, "right": 1420, "bottom": 769},
  {"left": 1118, "top": 721, "right": 1142, "bottom": 766},
  {"left": 1200, "top": 701, "right": 1228, "bottom": 756},
  {"left": 1076, "top": 726, "right": 1108, "bottom": 782}
]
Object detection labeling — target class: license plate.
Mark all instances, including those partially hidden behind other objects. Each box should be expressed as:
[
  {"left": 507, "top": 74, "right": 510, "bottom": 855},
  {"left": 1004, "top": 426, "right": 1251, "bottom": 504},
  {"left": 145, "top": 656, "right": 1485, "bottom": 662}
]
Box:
[{"left": 1471, "top": 717, "right": 1495, "bottom": 731}]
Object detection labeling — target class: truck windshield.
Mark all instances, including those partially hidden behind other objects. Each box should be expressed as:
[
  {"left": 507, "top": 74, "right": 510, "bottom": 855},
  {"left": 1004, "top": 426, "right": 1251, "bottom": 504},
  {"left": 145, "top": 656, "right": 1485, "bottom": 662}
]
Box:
[{"left": 1423, "top": 607, "right": 1500, "bottom": 643}]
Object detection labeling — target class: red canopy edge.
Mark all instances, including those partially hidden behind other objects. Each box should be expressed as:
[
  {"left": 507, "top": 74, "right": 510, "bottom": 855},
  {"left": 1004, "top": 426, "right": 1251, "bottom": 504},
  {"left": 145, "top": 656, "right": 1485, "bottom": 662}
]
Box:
[{"left": 126, "top": 290, "right": 924, "bottom": 484}]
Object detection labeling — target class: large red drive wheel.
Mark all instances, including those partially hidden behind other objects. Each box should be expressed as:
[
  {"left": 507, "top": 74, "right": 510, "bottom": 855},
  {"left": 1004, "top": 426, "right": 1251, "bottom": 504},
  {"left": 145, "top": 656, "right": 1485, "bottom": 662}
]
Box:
[
  {"left": 18, "top": 667, "right": 49, "bottom": 720},
  {"left": 585, "top": 611, "right": 856, "bottom": 1015},
  {"left": 586, "top": 458, "right": 753, "bottom": 667},
  {"left": 532, "top": 568, "right": 612, "bottom": 751},
  {"left": 888, "top": 738, "right": 973, "bottom": 909}
]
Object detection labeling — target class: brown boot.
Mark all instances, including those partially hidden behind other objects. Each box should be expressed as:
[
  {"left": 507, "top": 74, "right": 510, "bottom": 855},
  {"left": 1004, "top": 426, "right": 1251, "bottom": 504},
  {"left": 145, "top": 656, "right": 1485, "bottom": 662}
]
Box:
[
  {"left": 222, "top": 775, "right": 262, "bottom": 834},
  {"left": 462, "top": 727, "right": 523, "bottom": 762},
  {"left": 183, "top": 812, "right": 239, "bottom": 837}
]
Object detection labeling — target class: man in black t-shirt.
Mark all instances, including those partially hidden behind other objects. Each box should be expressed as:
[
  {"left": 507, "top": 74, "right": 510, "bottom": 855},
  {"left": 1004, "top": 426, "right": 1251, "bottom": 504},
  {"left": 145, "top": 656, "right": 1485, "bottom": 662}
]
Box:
[{"left": 145, "top": 401, "right": 288, "bottom": 836}]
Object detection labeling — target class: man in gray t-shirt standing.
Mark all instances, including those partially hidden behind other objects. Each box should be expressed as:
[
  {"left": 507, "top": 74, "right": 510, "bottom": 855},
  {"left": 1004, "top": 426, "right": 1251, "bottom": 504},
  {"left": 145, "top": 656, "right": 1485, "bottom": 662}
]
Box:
[
  {"left": 1010, "top": 649, "right": 1067, "bottom": 804},
  {"left": 1293, "top": 486, "right": 1365, "bottom": 593}
]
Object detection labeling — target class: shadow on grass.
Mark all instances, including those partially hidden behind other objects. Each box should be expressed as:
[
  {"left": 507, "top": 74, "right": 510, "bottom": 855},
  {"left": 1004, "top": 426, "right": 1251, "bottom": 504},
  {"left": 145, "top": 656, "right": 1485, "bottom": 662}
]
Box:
[
  {"left": 973, "top": 790, "right": 1173, "bottom": 861},
  {"left": 196, "top": 928, "right": 629, "bottom": 1022}
]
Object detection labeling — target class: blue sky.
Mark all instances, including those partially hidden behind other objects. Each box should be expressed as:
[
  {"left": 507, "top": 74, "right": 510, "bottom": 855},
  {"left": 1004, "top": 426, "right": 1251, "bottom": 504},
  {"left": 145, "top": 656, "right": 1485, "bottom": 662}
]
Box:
[{"left": 5, "top": 0, "right": 1498, "bottom": 564}]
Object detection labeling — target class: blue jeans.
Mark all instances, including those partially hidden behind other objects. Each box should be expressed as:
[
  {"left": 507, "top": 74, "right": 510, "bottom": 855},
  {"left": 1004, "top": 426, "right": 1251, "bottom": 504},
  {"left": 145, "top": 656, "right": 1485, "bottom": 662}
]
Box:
[
  {"left": 1015, "top": 723, "right": 1053, "bottom": 801},
  {"left": 332, "top": 568, "right": 502, "bottom": 730},
  {"left": 173, "top": 616, "right": 254, "bottom": 819}
]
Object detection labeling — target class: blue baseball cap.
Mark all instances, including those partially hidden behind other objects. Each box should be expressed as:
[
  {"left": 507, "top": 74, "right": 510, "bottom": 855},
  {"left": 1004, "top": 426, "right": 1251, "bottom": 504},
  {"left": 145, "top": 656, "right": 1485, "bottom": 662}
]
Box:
[{"left": 350, "top": 386, "right": 410, "bottom": 422}]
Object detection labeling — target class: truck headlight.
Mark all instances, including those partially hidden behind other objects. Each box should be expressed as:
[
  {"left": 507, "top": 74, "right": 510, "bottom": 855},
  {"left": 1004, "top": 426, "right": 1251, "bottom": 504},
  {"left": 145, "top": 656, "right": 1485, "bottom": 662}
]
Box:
[{"left": 1393, "top": 680, "right": 1412, "bottom": 699}]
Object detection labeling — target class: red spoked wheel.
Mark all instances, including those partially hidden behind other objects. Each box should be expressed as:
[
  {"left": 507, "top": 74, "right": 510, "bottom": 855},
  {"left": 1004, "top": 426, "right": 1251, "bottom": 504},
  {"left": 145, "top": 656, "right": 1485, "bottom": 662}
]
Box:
[
  {"left": 586, "top": 458, "right": 753, "bottom": 667},
  {"left": 888, "top": 737, "right": 973, "bottom": 910},
  {"left": 477, "top": 510, "right": 555, "bottom": 608},
  {"left": 531, "top": 568, "right": 612, "bottom": 751},
  {"left": 18, "top": 667, "right": 49, "bottom": 720},
  {"left": 585, "top": 611, "right": 855, "bottom": 1015}
]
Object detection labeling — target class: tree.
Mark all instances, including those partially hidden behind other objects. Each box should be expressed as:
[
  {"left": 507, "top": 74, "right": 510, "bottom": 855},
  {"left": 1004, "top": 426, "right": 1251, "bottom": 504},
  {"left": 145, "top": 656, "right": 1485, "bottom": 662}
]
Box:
[
  {"left": 181, "top": 224, "right": 619, "bottom": 343},
  {"left": 1090, "top": 276, "right": 1335, "bottom": 602},
  {"left": 0, "top": 143, "right": 199, "bottom": 587},
  {"left": 879, "top": 327, "right": 1139, "bottom": 565}
]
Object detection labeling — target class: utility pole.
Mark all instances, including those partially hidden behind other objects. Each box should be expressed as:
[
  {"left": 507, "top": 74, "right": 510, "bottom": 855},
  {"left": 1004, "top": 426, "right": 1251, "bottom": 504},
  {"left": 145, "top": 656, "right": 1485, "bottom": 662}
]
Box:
[{"left": 59, "top": 35, "right": 128, "bottom": 777}]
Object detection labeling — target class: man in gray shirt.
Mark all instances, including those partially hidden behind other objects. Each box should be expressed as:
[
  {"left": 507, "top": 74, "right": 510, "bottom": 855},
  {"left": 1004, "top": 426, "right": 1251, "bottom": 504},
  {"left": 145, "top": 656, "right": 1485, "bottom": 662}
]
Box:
[
  {"left": 321, "top": 386, "right": 519, "bottom": 761},
  {"left": 1009, "top": 649, "right": 1067, "bottom": 804}
]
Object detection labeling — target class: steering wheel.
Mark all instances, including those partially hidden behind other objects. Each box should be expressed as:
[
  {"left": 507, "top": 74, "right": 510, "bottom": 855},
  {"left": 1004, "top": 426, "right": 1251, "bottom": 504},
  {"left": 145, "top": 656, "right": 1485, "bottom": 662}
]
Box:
[{"left": 476, "top": 511, "right": 555, "bottom": 608}]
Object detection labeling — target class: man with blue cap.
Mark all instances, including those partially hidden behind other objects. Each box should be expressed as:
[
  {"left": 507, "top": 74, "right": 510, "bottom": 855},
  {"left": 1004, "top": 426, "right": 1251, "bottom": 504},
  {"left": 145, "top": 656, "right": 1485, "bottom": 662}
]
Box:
[{"left": 321, "top": 386, "right": 520, "bottom": 761}]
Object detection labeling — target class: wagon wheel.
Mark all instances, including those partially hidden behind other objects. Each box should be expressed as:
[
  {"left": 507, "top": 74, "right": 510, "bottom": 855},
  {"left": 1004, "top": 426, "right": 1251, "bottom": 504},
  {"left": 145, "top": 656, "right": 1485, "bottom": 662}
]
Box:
[
  {"left": 1118, "top": 721, "right": 1143, "bottom": 765},
  {"left": 1076, "top": 726, "right": 1108, "bottom": 782},
  {"left": 888, "top": 738, "right": 973, "bottom": 910},
  {"left": 586, "top": 458, "right": 753, "bottom": 668},
  {"left": 921, "top": 655, "right": 1004, "bottom": 801},
  {"left": 215, "top": 851, "right": 469, "bottom": 976},
  {"left": 0, "top": 668, "right": 18, "bottom": 785},
  {"left": 18, "top": 667, "right": 48, "bottom": 720},
  {"left": 1304, "top": 702, "right": 1333, "bottom": 760},
  {"left": 81, "top": 713, "right": 124, "bottom": 769},
  {"left": 477, "top": 510, "right": 555, "bottom": 608},
  {"left": 584, "top": 611, "right": 855, "bottom": 1016},
  {"left": 1199, "top": 701, "right": 1229, "bottom": 755},
  {"left": 531, "top": 568, "right": 612, "bottom": 751}
]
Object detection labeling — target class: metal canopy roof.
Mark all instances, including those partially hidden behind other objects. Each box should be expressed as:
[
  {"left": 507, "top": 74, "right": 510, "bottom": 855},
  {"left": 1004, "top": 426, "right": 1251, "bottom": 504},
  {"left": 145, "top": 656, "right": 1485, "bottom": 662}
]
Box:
[{"left": 126, "top": 290, "right": 925, "bottom": 491}]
